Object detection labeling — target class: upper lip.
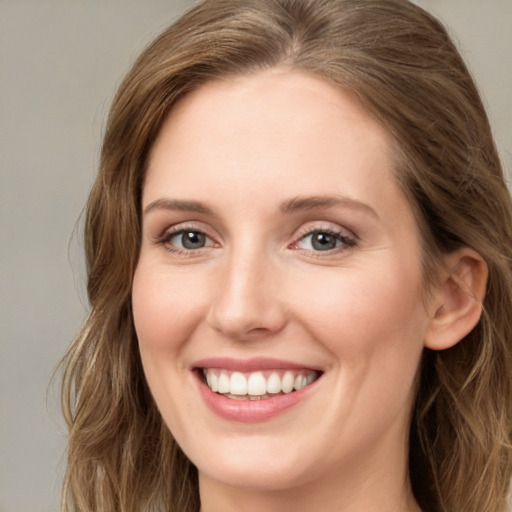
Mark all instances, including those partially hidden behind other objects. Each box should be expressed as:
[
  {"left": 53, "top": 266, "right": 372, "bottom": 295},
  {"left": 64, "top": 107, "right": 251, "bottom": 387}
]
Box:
[{"left": 192, "top": 357, "right": 321, "bottom": 373}]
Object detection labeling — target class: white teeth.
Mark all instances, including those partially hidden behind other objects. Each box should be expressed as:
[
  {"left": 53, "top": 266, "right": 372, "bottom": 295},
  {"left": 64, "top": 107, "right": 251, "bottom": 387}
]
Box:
[
  {"left": 266, "top": 372, "right": 281, "bottom": 394},
  {"left": 294, "top": 374, "right": 305, "bottom": 391},
  {"left": 247, "top": 372, "right": 267, "bottom": 395},
  {"left": 209, "top": 372, "right": 218, "bottom": 392},
  {"left": 203, "top": 368, "right": 319, "bottom": 399},
  {"left": 281, "top": 371, "right": 295, "bottom": 393},
  {"left": 230, "top": 372, "right": 248, "bottom": 395},
  {"left": 217, "top": 372, "right": 230, "bottom": 394}
]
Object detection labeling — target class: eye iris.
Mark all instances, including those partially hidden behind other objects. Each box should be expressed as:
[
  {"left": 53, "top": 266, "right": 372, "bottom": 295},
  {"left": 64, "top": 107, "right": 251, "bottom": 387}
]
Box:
[
  {"left": 182, "top": 231, "right": 206, "bottom": 249},
  {"left": 311, "top": 232, "right": 337, "bottom": 251}
]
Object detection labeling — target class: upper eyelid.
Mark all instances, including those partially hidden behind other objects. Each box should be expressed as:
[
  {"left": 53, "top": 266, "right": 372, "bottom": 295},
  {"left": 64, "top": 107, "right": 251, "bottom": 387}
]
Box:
[
  {"left": 163, "top": 227, "right": 212, "bottom": 240},
  {"left": 293, "top": 221, "right": 356, "bottom": 240},
  {"left": 157, "top": 221, "right": 214, "bottom": 238}
]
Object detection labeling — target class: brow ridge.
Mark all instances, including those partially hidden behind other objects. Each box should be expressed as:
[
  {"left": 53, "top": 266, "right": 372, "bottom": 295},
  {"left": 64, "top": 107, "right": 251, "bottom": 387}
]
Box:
[
  {"left": 143, "top": 198, "right": 215, "bottom": 216},
  {"left": 279, "top": 195, "right": 378, "bottom": 218},
  {"left": 143, "top": 194, "right": 378, "bottom": 219}
]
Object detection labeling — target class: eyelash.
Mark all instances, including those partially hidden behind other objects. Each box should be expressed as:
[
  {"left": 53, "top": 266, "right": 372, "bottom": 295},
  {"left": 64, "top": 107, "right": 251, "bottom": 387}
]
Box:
[
  {"left": 155, "top": 224, "right": 357, "bottom": 256},
  {"left": 290, "top": 226, "right": 357, "bottom": 255},
  {"left": 156, "top": 225, "right": 215, "bottom": 255}
]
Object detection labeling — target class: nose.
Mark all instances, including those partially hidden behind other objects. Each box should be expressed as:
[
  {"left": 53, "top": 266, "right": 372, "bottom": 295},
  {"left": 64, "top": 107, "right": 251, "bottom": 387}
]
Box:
[{"left": 206, "top": 248, "right": 287, "bottom": 340}]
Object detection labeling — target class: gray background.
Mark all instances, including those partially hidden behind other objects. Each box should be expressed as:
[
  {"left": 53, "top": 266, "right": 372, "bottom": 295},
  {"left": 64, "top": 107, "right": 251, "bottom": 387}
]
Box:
[{"left": 1, "top": 1, "right": 511, "bottom": 511}]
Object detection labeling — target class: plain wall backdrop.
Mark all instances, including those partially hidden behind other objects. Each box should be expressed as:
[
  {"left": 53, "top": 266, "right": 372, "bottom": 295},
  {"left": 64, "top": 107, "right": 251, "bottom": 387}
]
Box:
[{"left": 0, "top": 1, "right": 511, "bottom": 511}]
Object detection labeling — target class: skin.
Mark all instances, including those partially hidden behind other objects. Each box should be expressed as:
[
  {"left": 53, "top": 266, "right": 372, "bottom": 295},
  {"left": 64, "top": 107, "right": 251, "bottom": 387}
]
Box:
[{"left": 131, "top": 68, "right": 435, "bottom": 512}]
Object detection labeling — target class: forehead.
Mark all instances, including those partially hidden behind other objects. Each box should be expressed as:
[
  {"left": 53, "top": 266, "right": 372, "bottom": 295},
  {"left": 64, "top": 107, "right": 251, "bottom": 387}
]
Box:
[{"left": 144, "top": 69, "right": 410, "bottom": 225}]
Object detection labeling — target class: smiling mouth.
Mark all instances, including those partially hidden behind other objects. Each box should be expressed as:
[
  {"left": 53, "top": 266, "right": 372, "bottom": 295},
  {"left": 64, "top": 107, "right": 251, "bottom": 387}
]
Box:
[{"left": 201, "top": 368, "right": 321, "bottom": 400}]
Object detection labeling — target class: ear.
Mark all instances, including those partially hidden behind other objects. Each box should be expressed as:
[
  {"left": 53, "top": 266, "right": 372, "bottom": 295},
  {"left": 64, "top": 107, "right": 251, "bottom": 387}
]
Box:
[{"left": 424, "top": 248, "right": 488, "bottom": 351}]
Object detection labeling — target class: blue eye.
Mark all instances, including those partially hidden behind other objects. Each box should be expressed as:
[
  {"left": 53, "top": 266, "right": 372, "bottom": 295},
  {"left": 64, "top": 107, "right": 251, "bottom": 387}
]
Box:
[
  {"left": 296, "top": 230, "right": 355, "bottom": 252},
  {"left": 174, "top": 231, "right": 207, "bottom": 249},
  {"left": 309, "top": 232, "right": 339, "bottom": 251},
  {"left": 160, "top": 229, "right": 213, "bottom": 251}
]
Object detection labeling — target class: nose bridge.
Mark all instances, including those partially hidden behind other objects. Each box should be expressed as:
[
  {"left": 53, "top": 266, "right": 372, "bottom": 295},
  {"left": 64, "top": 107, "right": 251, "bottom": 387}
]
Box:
[{"left": 207, "top": 238, "right": 285, "bottom": 338}]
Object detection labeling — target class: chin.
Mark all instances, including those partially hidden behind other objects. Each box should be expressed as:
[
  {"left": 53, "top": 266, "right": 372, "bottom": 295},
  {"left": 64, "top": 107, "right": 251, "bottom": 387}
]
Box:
[{"left": 196, "top": 449, "right": 319, "bottom": 492}]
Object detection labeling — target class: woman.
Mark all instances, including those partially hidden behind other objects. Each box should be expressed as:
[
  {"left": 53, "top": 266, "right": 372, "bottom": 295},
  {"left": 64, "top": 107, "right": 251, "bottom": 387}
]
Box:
[{"left": 60, "top": 0, "right": 512, "bottom": 511}]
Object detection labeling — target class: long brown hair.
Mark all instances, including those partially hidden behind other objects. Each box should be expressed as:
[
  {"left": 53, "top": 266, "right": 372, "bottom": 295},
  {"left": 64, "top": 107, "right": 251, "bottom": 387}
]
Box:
[{"left": 60, "top": 1, "right": 512, "bottom": 510}]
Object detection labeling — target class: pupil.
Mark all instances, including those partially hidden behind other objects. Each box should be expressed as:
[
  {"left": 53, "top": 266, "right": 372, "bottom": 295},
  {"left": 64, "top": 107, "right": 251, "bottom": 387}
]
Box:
[
  {"left": 183, "top": 231, "right": 205, "bottom": 249},
  {"left": 312, "top": 232, "right": 336, "bottom": 251}
]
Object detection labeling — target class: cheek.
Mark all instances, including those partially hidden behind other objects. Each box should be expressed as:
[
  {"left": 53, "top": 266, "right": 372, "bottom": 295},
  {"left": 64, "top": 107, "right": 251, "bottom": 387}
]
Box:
[
  {"left": 131, "top": 262, "right": 209, "bottom": 434},
  {"left": 294, "top": 260, "right": 427, "bottom": 365},
  {"left": 131, "top": 261, "right": 208, "bottom": 354},
  {"left": 300, "top": 262, "right": 426, "bottom": 430}
]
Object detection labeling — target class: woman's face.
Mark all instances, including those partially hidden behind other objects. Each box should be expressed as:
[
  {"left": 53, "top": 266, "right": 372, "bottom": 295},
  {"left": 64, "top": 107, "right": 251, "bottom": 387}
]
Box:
[{"left": 132, "top": 69, "right": 432, "bottom": 494}]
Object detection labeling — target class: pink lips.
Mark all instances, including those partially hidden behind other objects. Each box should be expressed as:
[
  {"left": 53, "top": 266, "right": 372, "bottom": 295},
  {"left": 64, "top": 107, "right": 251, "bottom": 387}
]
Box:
[{"left": 193, "top": 357, "right": 321, "bottom": 423}]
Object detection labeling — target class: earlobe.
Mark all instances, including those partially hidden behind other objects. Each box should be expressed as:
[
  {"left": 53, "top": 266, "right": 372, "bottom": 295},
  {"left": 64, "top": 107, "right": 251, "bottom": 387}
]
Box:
[{"left": 424, "top": 248, "right": 488, "bottom": 351}]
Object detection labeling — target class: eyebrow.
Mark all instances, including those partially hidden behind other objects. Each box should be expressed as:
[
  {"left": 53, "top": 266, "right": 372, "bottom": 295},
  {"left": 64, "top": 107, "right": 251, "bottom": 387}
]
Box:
[
  {"left": 143, "top": 198, "right": 216, "bottom": 216},
  {"left": 143, "top": 194, "right": 379, "bottom": 219},
  {"left": 279, "top": 195, "right": 379, "bottom": 219}
]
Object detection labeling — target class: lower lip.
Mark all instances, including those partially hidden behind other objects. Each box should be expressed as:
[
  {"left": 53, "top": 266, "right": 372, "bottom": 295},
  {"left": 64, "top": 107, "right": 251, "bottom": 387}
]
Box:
[{"left": 195, "top": 372, "right": 318, "bottom": 423}]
